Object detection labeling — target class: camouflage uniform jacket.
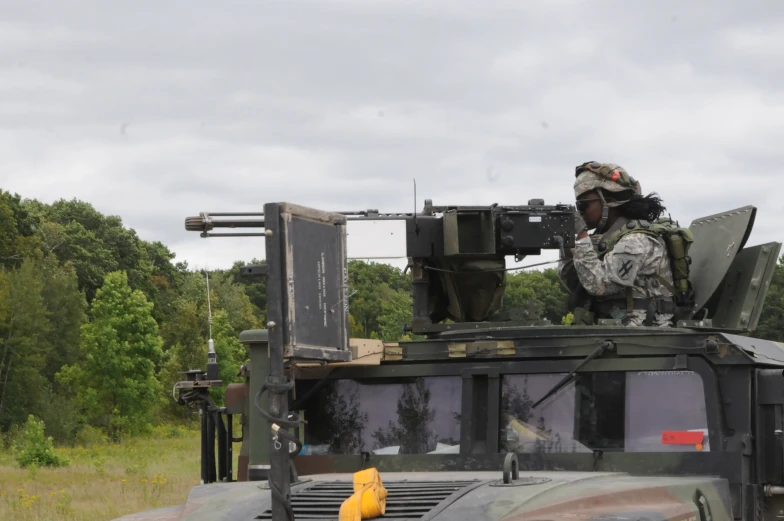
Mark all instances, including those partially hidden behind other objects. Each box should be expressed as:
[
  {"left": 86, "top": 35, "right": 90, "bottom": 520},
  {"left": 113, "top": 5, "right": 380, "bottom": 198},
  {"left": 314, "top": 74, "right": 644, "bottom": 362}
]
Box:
[{"left": 558, "top": 217, "right": 675, "bottom": 327}]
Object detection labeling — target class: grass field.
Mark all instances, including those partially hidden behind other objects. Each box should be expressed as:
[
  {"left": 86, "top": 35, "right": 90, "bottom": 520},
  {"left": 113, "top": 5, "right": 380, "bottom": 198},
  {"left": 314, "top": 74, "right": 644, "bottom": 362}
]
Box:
[{"left": 0, "top": 427, "right": 217, "bottom": 521}]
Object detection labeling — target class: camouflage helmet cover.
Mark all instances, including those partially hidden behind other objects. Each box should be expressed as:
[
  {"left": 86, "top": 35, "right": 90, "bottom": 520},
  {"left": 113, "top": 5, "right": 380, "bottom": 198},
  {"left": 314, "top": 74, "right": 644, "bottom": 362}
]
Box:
[{"left": 573, "top": 161, "right": 641, "bottom": 199}]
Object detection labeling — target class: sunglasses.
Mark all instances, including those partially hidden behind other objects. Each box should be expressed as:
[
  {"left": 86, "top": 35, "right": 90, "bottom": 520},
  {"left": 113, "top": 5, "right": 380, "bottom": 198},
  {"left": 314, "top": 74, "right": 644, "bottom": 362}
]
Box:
[{"left": 576, "top": 197, "right": 602, "bottom": 213}]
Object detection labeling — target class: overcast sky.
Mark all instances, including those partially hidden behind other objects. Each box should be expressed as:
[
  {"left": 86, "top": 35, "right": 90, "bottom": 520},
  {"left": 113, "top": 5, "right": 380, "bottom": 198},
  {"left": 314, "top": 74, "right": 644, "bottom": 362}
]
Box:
[{"left": 1, "top": 0, "right": 783, "bottom": 271}]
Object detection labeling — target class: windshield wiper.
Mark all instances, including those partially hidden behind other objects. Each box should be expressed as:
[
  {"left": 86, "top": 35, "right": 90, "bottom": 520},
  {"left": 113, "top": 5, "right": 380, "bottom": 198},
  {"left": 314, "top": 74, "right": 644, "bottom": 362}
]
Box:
[{"left": 531, "top": 341, "right": 615, "bottom": 409}]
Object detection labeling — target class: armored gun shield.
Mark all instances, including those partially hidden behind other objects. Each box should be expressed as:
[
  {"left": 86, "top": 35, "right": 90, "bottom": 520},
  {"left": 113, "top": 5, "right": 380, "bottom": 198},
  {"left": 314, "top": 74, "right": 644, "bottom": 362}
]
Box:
[
  {"left": 687, "top": 205, "right": 782, "bottom": 332},
  {"left": 265, "top": 203, "right": 351, "bottom": 362},
  {"left": 708, "top": 241, "right": 781, "bottom": 330},
  {"left": 688, "top": 205, "right": 756, "bottom": 314}
]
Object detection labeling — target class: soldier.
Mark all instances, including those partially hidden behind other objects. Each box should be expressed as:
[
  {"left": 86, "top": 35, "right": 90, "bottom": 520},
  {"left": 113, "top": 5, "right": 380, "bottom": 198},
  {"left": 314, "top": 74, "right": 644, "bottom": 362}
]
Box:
[{"left": 558, "top": 161, "right": 678, "bottom": 327}]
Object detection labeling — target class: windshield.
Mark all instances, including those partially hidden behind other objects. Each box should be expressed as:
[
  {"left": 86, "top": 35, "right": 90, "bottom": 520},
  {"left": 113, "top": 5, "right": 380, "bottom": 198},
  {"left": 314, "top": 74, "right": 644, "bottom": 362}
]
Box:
[
  {"left": 294, "top": 369, "right": 710, "bottom": 457},
  {"left": 501, "top": 370, "right": 710, "bottom": 453},
  {"left": 296, "top": 376, "right": 462, "bottom": 455}
]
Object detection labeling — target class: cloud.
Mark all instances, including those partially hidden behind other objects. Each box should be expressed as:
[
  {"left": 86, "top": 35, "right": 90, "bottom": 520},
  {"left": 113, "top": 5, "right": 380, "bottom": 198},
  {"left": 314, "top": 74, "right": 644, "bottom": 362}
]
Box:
[{"left": 0, "top": 0, "right": 782, "bottom": 274}]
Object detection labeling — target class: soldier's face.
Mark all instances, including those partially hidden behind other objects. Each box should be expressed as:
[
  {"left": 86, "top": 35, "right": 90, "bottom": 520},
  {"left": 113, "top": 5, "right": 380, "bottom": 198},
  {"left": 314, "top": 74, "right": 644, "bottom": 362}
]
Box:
[{"left": 576, "top": 190, "right": 603, "bottom": 229}]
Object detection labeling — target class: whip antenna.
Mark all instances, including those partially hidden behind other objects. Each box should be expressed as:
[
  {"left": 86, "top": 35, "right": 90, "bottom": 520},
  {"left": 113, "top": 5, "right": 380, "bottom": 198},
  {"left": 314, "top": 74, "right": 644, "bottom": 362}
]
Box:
[
  {"left": 206, "top": 271, "right": 214, "bottom": 343},
  {"left": 205, "top": 271, "right": 216, "bottom": 368}
]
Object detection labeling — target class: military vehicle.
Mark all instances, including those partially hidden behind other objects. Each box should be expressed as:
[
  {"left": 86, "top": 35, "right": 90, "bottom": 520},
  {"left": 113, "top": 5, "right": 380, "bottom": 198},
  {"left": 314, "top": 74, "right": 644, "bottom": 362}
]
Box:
[{"left": 114, "top": 200, "right": 784, "bottom": 521}]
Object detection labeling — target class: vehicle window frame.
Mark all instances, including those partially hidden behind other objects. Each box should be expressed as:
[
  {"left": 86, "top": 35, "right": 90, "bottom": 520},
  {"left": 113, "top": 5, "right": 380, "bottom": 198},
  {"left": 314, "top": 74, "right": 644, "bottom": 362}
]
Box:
[
  {"left": 499, "top": 368, "right": 711, "bottom": 454},
  {"left": 293, "top": 373, "right": 465, "bottom": 456},
  {"left": 493, "top": 356, "right": 725, "bottom": 454},
  {"left": 289, "top": 355, "right": 725, "bottom": 459}
]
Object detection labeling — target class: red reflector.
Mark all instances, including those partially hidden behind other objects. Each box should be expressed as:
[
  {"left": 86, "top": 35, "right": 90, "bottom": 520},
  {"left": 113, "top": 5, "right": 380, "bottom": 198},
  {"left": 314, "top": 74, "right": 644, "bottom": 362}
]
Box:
[
  {"left": 611, "top": 171, "right": 620, "bottom": 182},
  {"left": 662, "top": 431, "right": 704, "bottom": 445}
]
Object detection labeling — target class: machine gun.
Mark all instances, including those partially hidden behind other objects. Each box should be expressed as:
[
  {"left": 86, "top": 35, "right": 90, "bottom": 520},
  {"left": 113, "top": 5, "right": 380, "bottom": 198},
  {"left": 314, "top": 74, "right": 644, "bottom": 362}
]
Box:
[{"left": 185, "top": 199, "right": 575, "bottom": 336}]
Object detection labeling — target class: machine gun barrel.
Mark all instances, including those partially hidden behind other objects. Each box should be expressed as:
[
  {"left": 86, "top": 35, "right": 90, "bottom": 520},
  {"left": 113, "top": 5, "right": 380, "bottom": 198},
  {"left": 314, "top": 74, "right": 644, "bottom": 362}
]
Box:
[
  {"left": 186, "top": 202, "right": 576, "bottom": 248},
  {"left": 185, "top": 213, "right": 267, "bottom": 237},
  {"left": 185, "top": 209, "right": 419, "bottom": 237}
]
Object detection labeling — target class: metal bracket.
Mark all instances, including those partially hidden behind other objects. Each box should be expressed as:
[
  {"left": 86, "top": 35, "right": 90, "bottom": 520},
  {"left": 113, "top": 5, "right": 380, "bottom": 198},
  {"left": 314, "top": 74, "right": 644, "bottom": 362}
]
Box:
[
  {"left": 490, "top": 455, "right": 551, "bottom": 488},
  {"left": 503, "top": 452, "right": 519, "bottom": 484},
  {"left": 240, "top": 264, "right": 268, "bottom": 277},
  {"left": 675, "top": 354, "right": 688, "bottom": 370}
]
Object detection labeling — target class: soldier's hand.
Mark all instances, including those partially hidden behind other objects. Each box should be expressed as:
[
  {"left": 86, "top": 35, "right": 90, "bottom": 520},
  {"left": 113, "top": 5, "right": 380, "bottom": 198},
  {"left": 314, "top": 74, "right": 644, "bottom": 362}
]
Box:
[{"left": 574, "top": 211, "right": 589, "bottom": 237}]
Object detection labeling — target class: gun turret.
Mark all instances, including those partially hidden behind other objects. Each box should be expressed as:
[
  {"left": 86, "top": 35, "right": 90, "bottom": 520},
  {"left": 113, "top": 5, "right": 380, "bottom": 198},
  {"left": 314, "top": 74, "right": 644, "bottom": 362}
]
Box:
[{"left": 183, "top": 199, "right": 573, "bottom": 518}]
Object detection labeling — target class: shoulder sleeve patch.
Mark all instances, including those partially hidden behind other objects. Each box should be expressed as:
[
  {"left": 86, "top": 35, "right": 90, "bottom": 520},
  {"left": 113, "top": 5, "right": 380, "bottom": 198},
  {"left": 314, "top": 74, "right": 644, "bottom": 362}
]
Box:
[{"left": 616, "top": 234, "right": 647, "bottom": 255}]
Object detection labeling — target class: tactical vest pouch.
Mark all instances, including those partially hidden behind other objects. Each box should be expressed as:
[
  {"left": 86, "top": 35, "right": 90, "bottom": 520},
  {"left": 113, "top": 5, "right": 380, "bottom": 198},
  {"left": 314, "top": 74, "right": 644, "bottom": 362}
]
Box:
[{"left": 658, "top": 225, "right": 694, "bottom": 307}]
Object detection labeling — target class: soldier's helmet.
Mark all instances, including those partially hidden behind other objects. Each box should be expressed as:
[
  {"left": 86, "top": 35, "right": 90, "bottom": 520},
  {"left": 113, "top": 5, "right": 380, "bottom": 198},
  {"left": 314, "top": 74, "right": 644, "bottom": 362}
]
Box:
[{"left": 573, "top": 161, "right": 641, "bottom": 200}]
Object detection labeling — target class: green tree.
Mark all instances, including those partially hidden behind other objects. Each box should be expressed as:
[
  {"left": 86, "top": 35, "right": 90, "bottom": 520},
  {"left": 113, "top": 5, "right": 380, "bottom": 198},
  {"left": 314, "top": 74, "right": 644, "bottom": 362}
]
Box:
[
  {"left": 226, "top": 259, "right": 267, "bottom": 322},
  {"left": 210, "top": 272, "right": 260, "bottom": 335},
  {"left": 0, "top": 191, "right": 41, "bottom": 268},
  {"left": 28, "top": 255, "right": 86, "bottom": 444},
  {"left": 756, "top": 255, "right": 784, "bottom": 341},
  {"left": 503, "top": 268, "right": 569, "bottom": 324},
  {"left": 157, "top": 299, "right": 208, "bottom": 420},
  {"left": 39, "top": 255, "right": 87, "bottom": 382},
  {"left": 140, "top": 240, "right": 183, "bottom": 323},
  {"left": 0, "top": 256, "right": 50, "bottom": 429},
  {"left": 35, "top": 221, "right": 69, "bottom": 257},
  {"left": 161, "top": 299, "right": 207, "bottom": 354},
  {"left": 349, "top": 315, "right": 365, "bottom": 338},
  {"left": 58, "top": 271, "right": 163, "bottom": 441},
  {"left": 209, "top": 309, "right": 248, "bottom": 405},
  {"left": 347, "top": 261, "right": 411, "bottom": 338},
  {"left": 0, "top": 193, "right": 19, "bottom": 266},
  {"left": 0, "top": 243, "right": 86, "bottom": 439},
  {"left": 174, "top": 270, "right": 259, "bottom": 337},
  {"left": 13, "top": 415, "right": 70, "bottom": 468},
  {"left": 377, "top": 287, "right": 414, "bottom": 341},
  {"left": 157, "top": 273, "right": 252, "bottom": 416},
  {"left": 37, "top": 206, "right": 121, "bottom": 301},
  {"left": 34, "top": 199, "right": 165, "bottom": 316}
]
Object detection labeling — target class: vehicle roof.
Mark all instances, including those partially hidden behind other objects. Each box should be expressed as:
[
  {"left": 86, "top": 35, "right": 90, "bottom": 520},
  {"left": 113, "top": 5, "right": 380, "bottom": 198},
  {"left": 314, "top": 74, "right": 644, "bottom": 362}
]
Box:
[{"left": 304, "top": 326, "right": 784, "bottom": 370}]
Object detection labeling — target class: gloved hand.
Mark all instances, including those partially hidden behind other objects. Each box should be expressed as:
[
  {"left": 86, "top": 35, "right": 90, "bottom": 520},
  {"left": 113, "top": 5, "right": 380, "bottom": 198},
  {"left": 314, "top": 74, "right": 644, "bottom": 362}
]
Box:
[{"left": 574, "top": 210, "right": 589, "bottom": 237}]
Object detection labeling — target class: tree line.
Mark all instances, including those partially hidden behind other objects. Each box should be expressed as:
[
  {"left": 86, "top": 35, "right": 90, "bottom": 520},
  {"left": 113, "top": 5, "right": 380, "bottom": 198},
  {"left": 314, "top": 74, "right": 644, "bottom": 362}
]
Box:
[{"left": 1, "top": 189, "right": 783, "bottom": 447}]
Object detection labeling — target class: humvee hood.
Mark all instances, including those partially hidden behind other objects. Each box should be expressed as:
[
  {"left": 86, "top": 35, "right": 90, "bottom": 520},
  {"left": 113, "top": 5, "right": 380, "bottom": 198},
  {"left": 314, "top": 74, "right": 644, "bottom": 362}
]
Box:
[{"left": 112, "top": 470, "right": 731, "bottom": 521}]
